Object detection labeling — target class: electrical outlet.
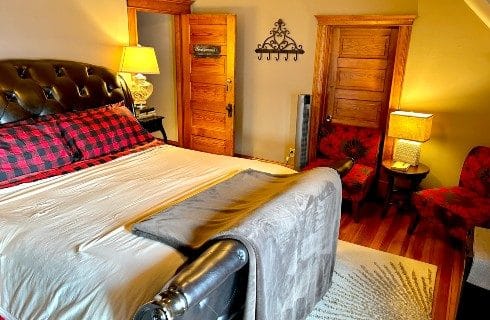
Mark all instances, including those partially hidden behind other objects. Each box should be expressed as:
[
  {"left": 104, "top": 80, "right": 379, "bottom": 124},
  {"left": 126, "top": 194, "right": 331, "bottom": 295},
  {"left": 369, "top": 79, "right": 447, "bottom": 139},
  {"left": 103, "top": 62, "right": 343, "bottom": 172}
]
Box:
[{"left": 285, "top": 147, "right": 296, "bottom": 165}]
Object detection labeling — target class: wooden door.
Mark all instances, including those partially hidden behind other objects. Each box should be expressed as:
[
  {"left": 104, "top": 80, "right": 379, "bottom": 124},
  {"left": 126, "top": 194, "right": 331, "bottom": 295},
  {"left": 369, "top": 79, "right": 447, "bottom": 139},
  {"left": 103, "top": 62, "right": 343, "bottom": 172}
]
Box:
[
  {"left": 309, "top": 15, "right": 415, "bottom": 164},
  {"left": 325, "top": 27, "right": 398, "bottom": 129},
  {"left": 181, "top": 14, "right": 236, "bottom": 155},
  {"left": 309, "top": 16, "right": 415, "bottom": 195}
]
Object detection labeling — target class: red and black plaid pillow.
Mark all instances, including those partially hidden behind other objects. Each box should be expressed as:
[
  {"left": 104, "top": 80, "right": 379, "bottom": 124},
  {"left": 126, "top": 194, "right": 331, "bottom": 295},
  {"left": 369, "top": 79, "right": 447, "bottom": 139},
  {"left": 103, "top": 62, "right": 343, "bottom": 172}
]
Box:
[
  {"left": 0, "top": 121, "right": 74, "bottom": 182},
  {"left": 58, "top": 103, "right": 155, "bottom": 160},
  {"left": 0, "top": 139, "right": 163, "bottom": 189}
]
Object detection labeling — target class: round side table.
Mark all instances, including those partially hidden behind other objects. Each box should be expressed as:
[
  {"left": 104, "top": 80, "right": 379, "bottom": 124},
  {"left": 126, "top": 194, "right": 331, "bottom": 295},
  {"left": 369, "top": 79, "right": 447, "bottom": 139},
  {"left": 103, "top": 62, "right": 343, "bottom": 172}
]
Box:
[{"left": 381, "top": 159, "right": 430, "bottom": 218}]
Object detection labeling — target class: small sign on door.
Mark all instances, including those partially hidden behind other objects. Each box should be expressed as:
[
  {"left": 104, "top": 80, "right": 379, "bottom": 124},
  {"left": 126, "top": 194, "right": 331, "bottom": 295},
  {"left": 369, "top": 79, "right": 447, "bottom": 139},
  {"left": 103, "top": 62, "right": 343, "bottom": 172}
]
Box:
[{"left": 193, "top": 44, "right": 221, "bottom": 58}]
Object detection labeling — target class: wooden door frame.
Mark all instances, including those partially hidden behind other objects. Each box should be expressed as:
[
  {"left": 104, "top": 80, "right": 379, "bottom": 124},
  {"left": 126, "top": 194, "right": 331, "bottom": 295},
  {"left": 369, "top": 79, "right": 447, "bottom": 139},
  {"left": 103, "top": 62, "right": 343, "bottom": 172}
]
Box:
[
  {"left": 126, "top": 0, "right": 193, "bottom": 146},
  {"left": 308, "top": 15, "right": 416, "bottom": 163}
]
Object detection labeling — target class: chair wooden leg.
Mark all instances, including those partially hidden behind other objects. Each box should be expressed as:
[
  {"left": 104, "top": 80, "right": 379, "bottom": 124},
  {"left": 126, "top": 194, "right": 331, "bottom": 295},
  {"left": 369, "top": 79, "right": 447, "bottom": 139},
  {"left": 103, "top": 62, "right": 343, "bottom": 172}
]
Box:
[
  {"left": 352, "top": 201, "right": 361, "bottom": 223},
  {"left": 408, "top": 213, "right": 420, "bottom": 234}
]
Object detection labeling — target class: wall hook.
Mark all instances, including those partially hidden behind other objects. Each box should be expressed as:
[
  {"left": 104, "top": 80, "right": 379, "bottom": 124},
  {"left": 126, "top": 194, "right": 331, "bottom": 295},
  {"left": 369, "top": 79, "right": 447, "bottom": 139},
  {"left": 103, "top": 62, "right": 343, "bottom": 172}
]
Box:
[{"left": 255, "top": 19, "right": 304, "bottom": 61}]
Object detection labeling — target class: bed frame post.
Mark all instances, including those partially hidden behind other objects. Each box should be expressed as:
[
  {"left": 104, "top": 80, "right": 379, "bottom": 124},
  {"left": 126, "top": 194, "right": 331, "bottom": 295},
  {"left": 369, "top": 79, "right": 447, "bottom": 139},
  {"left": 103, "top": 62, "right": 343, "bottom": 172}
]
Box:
[{"left": 133, "top": 239, "right": 249, "bottom": 320}]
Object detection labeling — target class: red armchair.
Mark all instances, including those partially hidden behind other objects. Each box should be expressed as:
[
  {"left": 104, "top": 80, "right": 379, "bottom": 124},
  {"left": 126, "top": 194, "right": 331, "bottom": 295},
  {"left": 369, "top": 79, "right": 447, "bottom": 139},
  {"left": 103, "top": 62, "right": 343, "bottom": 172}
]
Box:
[
  {"left": 411, "top": 146, "right": 490, "bottom": 242},
  {"left": 305, "top": 119, "right": 382, "bottom": 221}
]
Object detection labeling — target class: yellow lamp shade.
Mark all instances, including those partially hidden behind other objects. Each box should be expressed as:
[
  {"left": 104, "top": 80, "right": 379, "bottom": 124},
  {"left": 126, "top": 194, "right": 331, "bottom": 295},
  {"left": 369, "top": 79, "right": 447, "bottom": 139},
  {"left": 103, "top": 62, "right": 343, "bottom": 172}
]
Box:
[
  {"left": 120, "top": 46, "right": 160, "bottom": 74},
  {"left": 387, "top": 111, "right": 433, "bottom": 142}
]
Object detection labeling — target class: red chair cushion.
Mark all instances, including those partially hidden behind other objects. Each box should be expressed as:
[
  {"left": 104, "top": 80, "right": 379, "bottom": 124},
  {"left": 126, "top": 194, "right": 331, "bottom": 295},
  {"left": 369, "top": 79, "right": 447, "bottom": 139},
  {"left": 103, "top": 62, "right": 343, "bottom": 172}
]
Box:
[
  {"left": 342, "top": 164, "right": 375, "bottom": 202},
  {"left": 413, "top": 186, "right": 490, "bottom": 240},
  {"left": 306, "top": 159, "right": 375, "bottom": 202}
]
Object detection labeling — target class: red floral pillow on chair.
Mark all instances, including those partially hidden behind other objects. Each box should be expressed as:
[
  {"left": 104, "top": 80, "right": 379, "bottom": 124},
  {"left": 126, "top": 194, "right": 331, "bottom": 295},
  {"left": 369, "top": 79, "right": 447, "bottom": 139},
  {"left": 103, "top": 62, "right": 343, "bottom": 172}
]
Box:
[{"left": 318, "top": 121, "right": 381, "bottom": 167}]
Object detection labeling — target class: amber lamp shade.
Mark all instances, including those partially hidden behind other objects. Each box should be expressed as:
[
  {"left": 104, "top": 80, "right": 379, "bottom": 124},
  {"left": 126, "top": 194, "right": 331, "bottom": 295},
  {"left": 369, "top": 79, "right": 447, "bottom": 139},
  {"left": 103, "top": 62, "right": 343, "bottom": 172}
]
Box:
[{"left": 388, "top": 111, "right": 433, "bottom": 166}]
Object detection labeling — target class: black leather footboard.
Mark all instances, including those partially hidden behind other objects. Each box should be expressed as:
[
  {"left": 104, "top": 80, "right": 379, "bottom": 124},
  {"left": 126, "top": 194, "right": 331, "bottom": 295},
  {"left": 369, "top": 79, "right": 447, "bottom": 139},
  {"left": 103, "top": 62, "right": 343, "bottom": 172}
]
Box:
[{"left": 134, "top": 240, "right": 249, "bottom": 320}]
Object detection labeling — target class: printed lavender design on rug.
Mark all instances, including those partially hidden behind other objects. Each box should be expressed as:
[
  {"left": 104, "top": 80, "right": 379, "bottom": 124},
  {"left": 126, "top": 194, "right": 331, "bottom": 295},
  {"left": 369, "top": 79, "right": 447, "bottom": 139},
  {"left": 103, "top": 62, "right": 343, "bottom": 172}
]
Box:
[{"left": 307, "top": 240, "right": 437, "bottom": 320}]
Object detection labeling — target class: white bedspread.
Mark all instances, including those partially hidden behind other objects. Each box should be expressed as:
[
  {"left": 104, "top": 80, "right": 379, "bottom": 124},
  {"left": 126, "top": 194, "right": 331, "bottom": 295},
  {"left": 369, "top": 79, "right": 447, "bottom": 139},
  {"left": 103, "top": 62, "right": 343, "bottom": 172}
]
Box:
[{"left": 0, "top": 145, "right": 294, "bottom": 320}]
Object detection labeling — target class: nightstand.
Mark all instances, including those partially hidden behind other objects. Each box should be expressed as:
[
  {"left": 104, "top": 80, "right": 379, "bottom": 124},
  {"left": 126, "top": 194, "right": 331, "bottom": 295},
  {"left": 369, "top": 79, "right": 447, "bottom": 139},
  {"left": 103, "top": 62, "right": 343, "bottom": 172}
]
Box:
[
  {"left": 381, "top": 159, "right": 430, "bottom": 218},
  {"left": 138, "top": 115, "right": 168, "bottom": 143}
]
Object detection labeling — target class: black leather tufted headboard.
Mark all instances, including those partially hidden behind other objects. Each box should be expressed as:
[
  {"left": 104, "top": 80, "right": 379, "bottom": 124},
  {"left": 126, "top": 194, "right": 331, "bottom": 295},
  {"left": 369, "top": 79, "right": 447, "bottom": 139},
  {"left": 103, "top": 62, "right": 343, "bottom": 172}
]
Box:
[{"left": 0, "top": 59, "right": 134, "bottom": 125}]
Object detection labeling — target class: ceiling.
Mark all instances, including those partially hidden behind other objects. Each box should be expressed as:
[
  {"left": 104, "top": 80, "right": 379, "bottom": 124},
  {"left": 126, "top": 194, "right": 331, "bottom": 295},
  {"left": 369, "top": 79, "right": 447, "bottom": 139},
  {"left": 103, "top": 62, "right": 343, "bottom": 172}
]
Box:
[{"left": 464, "top": 0, "right": 490, "bottom": 28}]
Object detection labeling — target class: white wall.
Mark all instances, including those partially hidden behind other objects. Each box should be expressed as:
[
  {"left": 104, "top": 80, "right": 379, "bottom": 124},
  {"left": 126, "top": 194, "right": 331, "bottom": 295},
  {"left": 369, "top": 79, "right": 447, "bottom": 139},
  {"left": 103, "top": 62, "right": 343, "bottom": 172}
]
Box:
[
  {"left": 137, "top": 12, "right": 178, "bottom": 141},
  {"left": 192, "top": 0, "right": 418, "bottom": 162},
  {"left": 0, "top": 0, "right": 128, "bottom": 70}
]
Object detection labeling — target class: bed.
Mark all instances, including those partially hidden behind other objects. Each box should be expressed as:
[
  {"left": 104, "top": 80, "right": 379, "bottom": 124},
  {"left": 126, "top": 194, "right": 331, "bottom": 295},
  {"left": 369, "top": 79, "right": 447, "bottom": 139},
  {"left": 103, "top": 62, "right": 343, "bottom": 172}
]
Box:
[{"left": 0, "top": 59, "right": 342, "bottom": 320}]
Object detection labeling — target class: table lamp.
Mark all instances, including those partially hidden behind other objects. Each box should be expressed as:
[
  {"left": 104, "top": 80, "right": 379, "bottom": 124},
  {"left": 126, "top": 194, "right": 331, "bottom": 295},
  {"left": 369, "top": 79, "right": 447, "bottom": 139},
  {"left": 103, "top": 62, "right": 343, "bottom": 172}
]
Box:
[
  {"left": 120, "top": 45, "right": 160, "bottom": 108},
  {"left": 387, "top": 111, "right": 433, "bottom": 166}
]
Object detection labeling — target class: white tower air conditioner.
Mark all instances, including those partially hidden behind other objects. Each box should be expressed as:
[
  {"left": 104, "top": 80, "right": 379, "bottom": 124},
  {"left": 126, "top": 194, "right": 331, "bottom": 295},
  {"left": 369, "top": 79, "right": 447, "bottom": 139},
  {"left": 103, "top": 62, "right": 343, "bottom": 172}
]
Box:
[{"left": 294, "top": 94, "right": 311, "bottom": 171}]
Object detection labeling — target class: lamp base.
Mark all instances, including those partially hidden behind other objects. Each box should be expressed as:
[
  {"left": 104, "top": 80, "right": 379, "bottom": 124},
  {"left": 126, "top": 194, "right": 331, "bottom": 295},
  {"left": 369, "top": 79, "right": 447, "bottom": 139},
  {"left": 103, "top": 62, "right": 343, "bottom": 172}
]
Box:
[
  {"left": 393, "top": 139, "right": 422, "bottom": 166},
  {"left": 131, "top": 73, "right": 154, "bottom": 106}
]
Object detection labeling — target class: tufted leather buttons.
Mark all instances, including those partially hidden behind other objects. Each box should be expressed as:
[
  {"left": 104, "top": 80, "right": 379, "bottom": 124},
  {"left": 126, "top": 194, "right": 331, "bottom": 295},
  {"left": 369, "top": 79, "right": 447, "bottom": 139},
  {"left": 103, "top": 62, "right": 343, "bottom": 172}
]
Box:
[
  {"left": 0, "top": 59, "right": 133, "bottom": 124},
  {"left": 15, "top": 66, "right": 30, "bottom": 79},
  {"left": 42, "top": 87, "right": 55, "bottom": 100},
  {"left": 54, "top": 65, "right": 66, "bottom": 77},
  {"left": 4, "top": 90, "right": 18, "bottom": 103}
]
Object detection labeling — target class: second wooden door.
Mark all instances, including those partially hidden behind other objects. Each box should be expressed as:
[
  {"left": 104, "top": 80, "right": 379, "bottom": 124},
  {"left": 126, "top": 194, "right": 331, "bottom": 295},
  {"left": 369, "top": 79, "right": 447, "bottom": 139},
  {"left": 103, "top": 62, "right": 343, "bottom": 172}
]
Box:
[{"left": 325, "top": 26, "right": 398, "bottom": 129}]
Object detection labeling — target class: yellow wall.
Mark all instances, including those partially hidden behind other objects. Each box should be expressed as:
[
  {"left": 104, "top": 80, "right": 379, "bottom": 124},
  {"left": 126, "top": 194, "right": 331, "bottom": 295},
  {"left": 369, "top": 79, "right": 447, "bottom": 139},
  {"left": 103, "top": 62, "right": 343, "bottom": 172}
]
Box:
[
  {"left": 401, "top": 0, "right": 490, "bottom": 187},
  {"left": 192, "top": 0, "right": 418, "bottom": 163},
  {"left": 0, "top": 0, "right": 128, "bottom": 70}
]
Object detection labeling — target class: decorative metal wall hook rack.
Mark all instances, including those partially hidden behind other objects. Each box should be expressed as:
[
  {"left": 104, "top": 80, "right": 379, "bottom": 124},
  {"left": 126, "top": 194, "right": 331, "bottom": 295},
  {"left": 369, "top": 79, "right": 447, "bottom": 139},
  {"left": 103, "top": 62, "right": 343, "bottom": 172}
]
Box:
[{"left": 255, "top": 19, "right": 304, "bottom": 61}]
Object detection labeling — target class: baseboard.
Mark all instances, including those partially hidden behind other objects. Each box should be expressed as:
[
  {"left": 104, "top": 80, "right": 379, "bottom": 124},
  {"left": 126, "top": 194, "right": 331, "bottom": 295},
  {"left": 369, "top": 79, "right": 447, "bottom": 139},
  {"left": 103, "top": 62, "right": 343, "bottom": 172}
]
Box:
[
  {"left": 166, "top": 139, "right": 180, "bottom": 147},
  {"left": 234, "top": 153, "right": 294, "bottom": 169}
]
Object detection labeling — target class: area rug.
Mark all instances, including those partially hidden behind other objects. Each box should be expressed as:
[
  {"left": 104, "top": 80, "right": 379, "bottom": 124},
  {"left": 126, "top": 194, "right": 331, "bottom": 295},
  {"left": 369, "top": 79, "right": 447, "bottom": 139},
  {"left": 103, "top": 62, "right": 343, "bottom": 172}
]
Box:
[{"left": 306, "top": 240, "right": 437, "bottom": 320}]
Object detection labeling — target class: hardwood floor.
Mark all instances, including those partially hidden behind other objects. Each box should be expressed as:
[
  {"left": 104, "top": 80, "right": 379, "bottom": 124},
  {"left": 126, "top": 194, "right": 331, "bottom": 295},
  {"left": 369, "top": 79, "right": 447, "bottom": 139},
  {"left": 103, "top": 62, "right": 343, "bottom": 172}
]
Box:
[{"left": 339, "top": 200, "right": 465, "bottom": 320}]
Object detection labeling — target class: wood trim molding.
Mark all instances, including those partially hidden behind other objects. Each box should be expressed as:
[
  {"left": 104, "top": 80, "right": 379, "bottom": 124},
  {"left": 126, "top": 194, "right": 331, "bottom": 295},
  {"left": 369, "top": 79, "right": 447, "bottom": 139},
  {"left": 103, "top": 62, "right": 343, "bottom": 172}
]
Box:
[
  {"left": 315, "top": 15, "right": 416, "bottom": 26},
  {"left": 388, "top": 26, "right": 413, "bottom": 112},
  {"left": 180, "top": 14, "right": 191, "bottom": 148},
  {"left": 126, "top": 1, "right": 191, "bottom": 146},
  {"left": 308, "top": 25, "right": 331, "bottom": 162},
  {"left": 174, "top": 15, "right": 184, "bottom": 146},
  {"left": 127, "top": 8, "right": 138, "bottom": 46},
  {"left": 382, "top": 25, "right": 413, "bottom": 161},
  {"left": 127, "top": 0, "right": 192, "bottom": 14}
]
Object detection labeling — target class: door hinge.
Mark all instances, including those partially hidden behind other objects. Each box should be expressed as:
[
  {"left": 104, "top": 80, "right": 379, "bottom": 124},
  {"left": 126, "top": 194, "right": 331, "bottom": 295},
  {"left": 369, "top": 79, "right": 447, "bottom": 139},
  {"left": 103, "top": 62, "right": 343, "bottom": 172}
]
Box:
[
  {"left": 226, "top": 78, "right": 232, "bottom": 92},
  {"left": 226, "top": 104, "right": 233, "bottom": 117}
]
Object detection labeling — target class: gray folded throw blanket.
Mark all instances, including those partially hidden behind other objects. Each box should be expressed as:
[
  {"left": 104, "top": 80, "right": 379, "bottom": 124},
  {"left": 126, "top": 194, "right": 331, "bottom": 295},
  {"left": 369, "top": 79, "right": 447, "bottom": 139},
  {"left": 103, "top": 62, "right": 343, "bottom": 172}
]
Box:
[{"left": 133, "top": 167, "right": 342, "bottom": 320}]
